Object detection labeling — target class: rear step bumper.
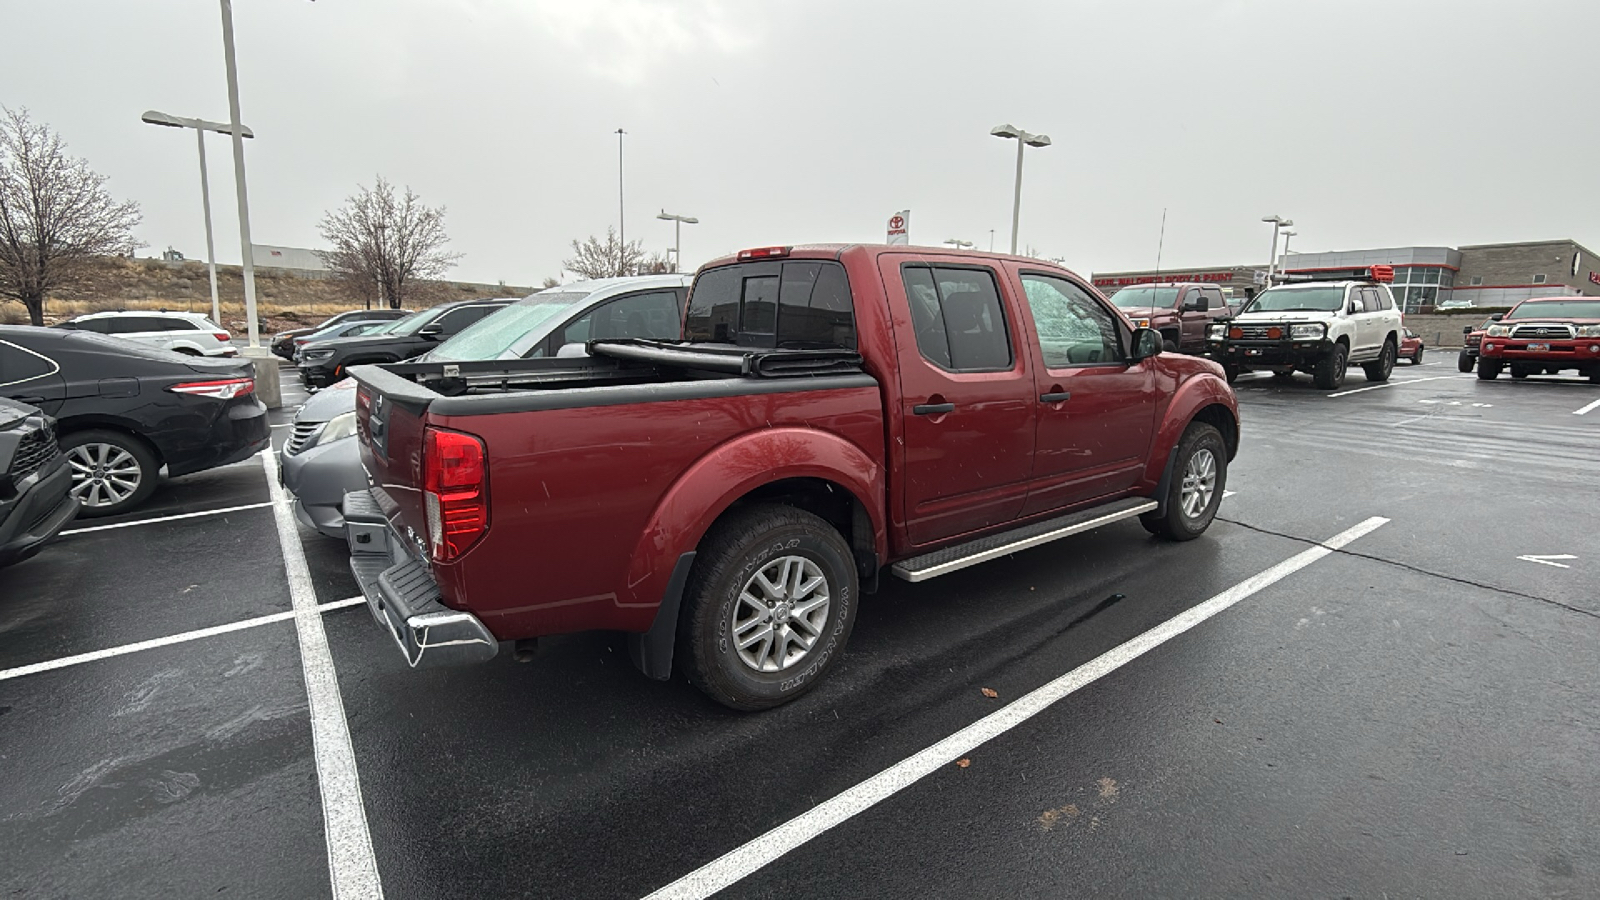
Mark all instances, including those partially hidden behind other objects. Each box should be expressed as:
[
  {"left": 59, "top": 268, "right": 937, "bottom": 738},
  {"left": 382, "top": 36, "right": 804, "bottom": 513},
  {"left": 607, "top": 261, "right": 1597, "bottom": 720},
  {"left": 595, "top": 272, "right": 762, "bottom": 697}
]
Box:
[
  {"left": 890, "top": 497, "right": 1158, "bottom": 582},
  {"left": 342, "top": 489, "right": 499, "bottom": 668}
]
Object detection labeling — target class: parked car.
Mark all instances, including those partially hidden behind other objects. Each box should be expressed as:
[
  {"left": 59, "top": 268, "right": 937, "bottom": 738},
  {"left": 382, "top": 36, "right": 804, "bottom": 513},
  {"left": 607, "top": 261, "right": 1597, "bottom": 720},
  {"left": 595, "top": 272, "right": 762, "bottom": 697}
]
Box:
[
  {"left": 1458, "top": 317, "right": 1493, "bottom": 373},
  {"left": 1400, "top": 328, "right": 1424, "bottom": 364},
  {"left": 341, "top": 244, "right": 1239, "bottom": 710},
  {"left": 0, "top": 398, "right": 78, "bottom": 568},
  {"left": 1107, "top": 283, "right": 1232, "bottom": 353},
  {"left": 55, "top": 310, "right": 237, "bottom": 357},
  {"left": 270, "top": 308, "right": 412, "bottom": 360},
  {"left": 1206, "top": 266, "right": 1404, "bottom": 389},
  {"left": 280, "top": 276, "right": 691, "bottom": 539},
  {"left": 1477, "top": 296, "right": 1600, "bottom": 383},
  {"left": 0, "top": 326, "right": 270, "bottom": 516},
  {"left": 289, "top": 319, "right": 396, "bottom": 363},
  {"left": 296, "top": 298, "right": 515, "bottom": 388}
]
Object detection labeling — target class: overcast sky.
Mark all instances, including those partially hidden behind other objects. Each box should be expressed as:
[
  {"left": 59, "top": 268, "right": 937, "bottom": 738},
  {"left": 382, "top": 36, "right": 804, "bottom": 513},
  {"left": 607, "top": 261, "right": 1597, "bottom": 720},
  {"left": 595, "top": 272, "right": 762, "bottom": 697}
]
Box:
[{"left": 5, "top": 0, "right": 1598, "bottom": 286}]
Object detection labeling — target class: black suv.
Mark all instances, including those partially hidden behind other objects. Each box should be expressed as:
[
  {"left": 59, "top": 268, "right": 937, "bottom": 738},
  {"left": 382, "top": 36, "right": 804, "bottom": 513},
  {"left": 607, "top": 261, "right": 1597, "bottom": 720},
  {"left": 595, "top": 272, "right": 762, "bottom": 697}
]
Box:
[
  {"left": 0, "top": 327, "right": 271, "bottom": 516},
  {"left": 270, "top": 308, "right": 412, "bottom": 360},
  {"left": 295, "top": 298, "right": 514, "bottom": 388},
  {"left": 0, "top": 397, "right": 77, "bottom": 567}
]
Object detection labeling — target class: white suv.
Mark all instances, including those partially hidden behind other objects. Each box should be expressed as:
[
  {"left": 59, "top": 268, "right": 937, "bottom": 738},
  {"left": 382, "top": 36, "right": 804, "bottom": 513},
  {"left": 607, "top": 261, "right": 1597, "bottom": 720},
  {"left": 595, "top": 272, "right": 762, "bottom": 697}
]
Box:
[
  {"left": 59, "top": 311, "right": 238, "bottom": 357},
  {"left": 1207, "top": 270, "right": 1405, "bottom": 390}
]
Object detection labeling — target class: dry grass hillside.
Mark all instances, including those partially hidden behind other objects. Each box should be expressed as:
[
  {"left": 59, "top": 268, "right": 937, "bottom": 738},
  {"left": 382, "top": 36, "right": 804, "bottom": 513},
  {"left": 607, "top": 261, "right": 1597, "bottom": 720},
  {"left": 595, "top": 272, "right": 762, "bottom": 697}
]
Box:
[{"left": 0, "top": 256, "right": 533, "bottom": 334}]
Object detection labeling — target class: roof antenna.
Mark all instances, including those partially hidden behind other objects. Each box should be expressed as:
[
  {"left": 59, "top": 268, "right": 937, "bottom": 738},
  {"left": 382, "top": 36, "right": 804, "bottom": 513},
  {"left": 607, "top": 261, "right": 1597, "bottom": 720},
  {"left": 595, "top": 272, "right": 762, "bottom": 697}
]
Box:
[{"left": 1154, "top": 207, "right": 1168, "bottom": 280}]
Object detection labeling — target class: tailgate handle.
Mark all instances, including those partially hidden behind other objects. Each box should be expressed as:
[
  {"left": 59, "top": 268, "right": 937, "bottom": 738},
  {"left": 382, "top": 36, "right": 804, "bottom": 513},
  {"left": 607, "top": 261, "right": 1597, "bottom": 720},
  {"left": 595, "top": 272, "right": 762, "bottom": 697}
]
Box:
[
  {"left": 1039, "top": 391, "right": 1071, "bottom": 403},
  {"left": 912, "top": 402, "right": 955, "bottom": 416}
]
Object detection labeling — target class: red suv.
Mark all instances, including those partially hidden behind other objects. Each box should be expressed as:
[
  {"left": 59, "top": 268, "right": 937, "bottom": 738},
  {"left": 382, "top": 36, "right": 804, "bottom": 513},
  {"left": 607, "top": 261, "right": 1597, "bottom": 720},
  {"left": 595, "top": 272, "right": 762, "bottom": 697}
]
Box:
[{"left": 1477, "top": 297, "right": 1600, "bottom": 383}]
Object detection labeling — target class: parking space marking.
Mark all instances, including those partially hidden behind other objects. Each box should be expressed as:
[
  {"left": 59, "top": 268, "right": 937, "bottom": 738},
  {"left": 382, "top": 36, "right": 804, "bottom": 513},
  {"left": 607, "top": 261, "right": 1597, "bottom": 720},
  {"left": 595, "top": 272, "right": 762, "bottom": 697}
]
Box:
[
  {"left": 260, "top": 449, "right": 384, "bottom": 899},
  {"left": 1574, "top": 397, "right": 1600, "bottom": 416},
  {"left": 58, "top": 501, "right": 276, "bottom": 536},
  {"left": 1327, "top": 375, "right": 1463, "bottom": 398},
  {"left": 0, "top": 598, "right": 362, "bottom": 683},
  {"left": 642, "top": 516, "right": 1391, "bottom": 900}
]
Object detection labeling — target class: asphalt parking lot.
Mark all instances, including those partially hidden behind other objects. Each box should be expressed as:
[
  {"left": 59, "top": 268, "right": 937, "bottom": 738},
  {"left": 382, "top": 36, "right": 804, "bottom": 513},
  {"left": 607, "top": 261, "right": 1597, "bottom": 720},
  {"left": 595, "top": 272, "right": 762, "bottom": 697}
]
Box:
[{"left": 2, "top": 359, "right": 1597, "bottom": 899}]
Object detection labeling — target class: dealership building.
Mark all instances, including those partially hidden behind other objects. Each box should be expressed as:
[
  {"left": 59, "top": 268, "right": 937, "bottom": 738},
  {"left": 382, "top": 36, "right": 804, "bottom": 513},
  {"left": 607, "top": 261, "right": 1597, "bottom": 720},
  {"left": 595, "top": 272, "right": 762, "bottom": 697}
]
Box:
[{"left": 1092, "top": 238, "right": 1600, "bottom": 313}]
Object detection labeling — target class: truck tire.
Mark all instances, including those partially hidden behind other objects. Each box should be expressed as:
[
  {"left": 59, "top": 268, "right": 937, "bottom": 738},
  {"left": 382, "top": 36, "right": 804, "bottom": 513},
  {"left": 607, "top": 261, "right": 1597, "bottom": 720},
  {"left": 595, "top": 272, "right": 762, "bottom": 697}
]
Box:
[
  {"left": 1222, "top": 363, "right": 1240, "bottom": 384},
  {"left": 1162, "top": 334, "right": 1179, "bottom": 353},
  {"left": 1589, "top": 369, "right": 1600, "bottom": 385},
  {"left": 678, "top": 503, "right": 859, "bottom": 711},
  {"left": 60, "top": 428, "right": 160, "bottom": 517},
  {"left": 1477, "top": 358, "right": 1502, "bottom": 380},
  {"left": 1411, "top": 346, "right": 1424, "bottom": 365},
  {"left": 1457, "top": 352, "right": 1474, "bottom": 373},
  {"left": 1313, "top": 342, "right": 1348, "bottom": 390},
  {"left": 1511, "top": 366, "right": 1529, "bottom": 380},
  {"left": 1141, "top": 422, "right": 1227, "bottom": 541},
  {"left": 1361, "top": 338, "right": 1396, "bottom": 382}
]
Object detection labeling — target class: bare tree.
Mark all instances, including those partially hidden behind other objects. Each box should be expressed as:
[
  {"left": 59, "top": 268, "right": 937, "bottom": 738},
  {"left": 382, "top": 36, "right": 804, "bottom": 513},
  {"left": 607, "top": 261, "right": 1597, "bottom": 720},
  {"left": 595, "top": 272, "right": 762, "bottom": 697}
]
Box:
[
  {"left": 540, "top": 276, "right": 560, "bottom": 289},
  {"left": 563, "top": 227, "right": 645, "bottom": 279},
  {"left": 318, "top": 176, "right": 460, "bottom": 309},
  {"left": 0, "top": 107, "right": 141, "bottom": 326}
]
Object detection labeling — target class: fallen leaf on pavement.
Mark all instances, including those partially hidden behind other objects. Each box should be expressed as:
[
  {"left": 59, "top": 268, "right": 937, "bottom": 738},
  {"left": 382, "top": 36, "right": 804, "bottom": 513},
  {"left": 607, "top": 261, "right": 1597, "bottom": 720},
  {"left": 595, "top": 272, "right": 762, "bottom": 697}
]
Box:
[
  {"left": 981, "top": 687, "right": 998, "bottom": 699},
  {"left": 956, "top": 758, "right": 970, "bottom": 768}
]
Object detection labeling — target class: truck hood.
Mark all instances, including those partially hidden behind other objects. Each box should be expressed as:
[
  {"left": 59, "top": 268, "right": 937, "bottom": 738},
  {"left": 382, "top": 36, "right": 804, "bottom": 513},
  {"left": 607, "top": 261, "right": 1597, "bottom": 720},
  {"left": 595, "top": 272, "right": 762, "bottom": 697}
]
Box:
[
  {"left": 1232, "top": 310, "right": 1339, "bottom": 324},
  {"left": 1114, "top": 306, "right": 1172, "bottom": 321}
]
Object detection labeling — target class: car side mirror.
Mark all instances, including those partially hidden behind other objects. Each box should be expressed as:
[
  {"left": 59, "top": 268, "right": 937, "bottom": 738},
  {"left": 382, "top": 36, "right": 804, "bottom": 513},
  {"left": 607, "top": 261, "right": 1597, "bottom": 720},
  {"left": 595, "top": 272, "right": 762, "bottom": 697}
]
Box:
[
  {"left": 555, "top": 342, "right": 590, "bottom": 358},
  {"left": 1347, "top": 303, "right": 1360, "bottom": 315},
  {"left": 1130, "top": 327, "right": 1163, "bottom": 361},
  {"left": 1489, "top": 313, "right": 1504, "bottom": 322},
  {"left": 418, "top": 322, "right": 444, "bottom": 338},
  {"left": 1184, "top": 297, "right": 1210, "bottom": 312},
  {"left": 1462, "top": 325, "right": 1472, "bottom": 334}
]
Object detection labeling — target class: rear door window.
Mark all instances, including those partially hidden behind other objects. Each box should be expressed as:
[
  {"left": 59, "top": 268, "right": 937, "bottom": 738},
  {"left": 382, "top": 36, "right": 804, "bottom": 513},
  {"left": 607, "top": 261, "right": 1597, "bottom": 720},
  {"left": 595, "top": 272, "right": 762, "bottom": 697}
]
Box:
[
  {"left": 685, "top": 261, "right": 855, "bottom": 349},
  {"left": 901, "top": 264, "right": 1013, "bottom": 371}
]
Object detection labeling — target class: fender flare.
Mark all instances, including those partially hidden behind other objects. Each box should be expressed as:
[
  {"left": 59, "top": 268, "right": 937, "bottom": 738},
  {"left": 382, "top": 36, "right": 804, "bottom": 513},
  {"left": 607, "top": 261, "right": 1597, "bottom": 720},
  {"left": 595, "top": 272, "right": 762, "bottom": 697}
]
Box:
[
  {"left": 623, "top": 426, "right": 885, "bottom": 677},
  {"left": 1140, "top": 372, "right": 1238, "bottom": 489}
]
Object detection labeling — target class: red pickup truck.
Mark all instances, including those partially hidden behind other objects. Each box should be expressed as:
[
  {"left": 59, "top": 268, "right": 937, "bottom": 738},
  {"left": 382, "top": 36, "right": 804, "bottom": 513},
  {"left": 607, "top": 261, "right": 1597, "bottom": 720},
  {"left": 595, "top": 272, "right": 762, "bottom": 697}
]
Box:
[
  {"left": 1476, "top": 296, "right": 1600, "bottom": 382},
  {"left": 1106, "top": 282, "right": 1233, "bottom": 353},
  {"left": 343, "top": 245, "right": 1239, "bottom": 710}
]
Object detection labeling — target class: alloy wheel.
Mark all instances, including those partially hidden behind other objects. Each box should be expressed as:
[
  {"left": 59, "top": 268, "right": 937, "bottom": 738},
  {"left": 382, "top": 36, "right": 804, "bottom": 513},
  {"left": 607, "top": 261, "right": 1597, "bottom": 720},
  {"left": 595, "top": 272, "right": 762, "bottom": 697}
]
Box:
[
  {"left": 1180, "top": 448, "right": 1217, "bottom": 519},
  {"left": 66, "top": 442, "right": 143, "bottom": 509},
  {"left": 730, "top": 555, "right": 831, "bottom": 673}
]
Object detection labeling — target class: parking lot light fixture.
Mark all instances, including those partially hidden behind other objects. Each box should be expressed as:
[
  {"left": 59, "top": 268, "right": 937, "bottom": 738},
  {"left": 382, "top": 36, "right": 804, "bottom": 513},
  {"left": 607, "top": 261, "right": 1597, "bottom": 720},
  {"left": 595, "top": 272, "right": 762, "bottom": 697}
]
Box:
[
  {"left": 657, "top": 210, "right": 699, "bottom": 273},
  {"left": 140, "top": 111, "right": 253, "bottom": 329},
  {"left": 991, "top": 124, "right": 1052, "bottom": 254},
  {"left": 1262, "top": 215, "right": 1293, "bottom": 283}
]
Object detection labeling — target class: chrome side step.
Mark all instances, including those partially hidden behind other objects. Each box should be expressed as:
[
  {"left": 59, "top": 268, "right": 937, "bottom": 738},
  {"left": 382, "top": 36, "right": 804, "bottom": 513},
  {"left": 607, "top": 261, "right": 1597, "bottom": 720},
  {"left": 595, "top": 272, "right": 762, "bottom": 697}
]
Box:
[{"left": 890, "top": 497, "right": 1158, "bottom": 583}]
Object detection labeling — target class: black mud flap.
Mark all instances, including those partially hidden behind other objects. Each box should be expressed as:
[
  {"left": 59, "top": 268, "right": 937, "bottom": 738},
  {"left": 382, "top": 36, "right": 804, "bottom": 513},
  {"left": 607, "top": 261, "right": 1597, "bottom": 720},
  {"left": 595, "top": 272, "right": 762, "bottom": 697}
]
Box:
[
  {"left": 627, "top": 551, "right": 697, "bottom": 681},
  {"left": 1151, "top": 445, "right": 1179, "bottom": 518}
]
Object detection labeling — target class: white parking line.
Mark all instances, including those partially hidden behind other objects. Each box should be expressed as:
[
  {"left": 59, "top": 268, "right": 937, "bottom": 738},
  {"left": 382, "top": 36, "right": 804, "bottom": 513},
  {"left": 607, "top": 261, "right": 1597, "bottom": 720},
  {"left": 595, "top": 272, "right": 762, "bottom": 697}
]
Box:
[
  {"left": 1574, "top": 397, "right": 1600, "bottom": 416},
  {"left": 1328, "top": 375, "right": 1462, "bottom": 398},
  {"left": 59, "top": 501, "right": 276, "bottom": 536},
  {"left": 0, "top": 597, "right": 363, "bottom": 683},
  {"left": 260, "top": 449, "right": 384, "bottom": 899},
  {"left": 641, "top": 516, "right": 1391, "bottom": 900}
]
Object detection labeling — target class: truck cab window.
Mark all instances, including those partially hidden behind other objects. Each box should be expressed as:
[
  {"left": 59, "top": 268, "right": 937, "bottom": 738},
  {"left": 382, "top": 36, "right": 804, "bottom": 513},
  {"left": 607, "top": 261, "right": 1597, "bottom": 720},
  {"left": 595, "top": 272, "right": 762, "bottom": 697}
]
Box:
[
  {"left": 1020, "top": 274, "right": 1124, "bottom": 367},
  {"left": 902, "top": 265, "right": 1012, "bottom": 371},
  {"left": 686, "top": 261, "right": 856, "bottom": 348}
]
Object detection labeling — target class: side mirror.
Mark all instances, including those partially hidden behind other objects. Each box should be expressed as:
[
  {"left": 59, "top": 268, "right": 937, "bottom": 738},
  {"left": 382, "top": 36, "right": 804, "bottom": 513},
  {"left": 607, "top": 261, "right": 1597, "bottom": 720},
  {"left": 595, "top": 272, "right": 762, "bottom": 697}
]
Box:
[
  {"left": 1489, "top": 313, "right": 1504, "bottom": 321},
  {"left": 1462, "top": 325, "right": 1472, "bottom": 334},
  {"left": 1130, "top": 327, "right": 1163, "bottom": 361},
  {"left": 418, "top": 322, "right": 444, "bottom": 338},
  {"left": 555, "top": 342, "right": 590, "bottom": 358},
  {"left": 1183, "top": 296, "right": 1211, "bottom": 312},
  {"left": 1347, "top": 303, "right": 1360, "bottom": 315}
]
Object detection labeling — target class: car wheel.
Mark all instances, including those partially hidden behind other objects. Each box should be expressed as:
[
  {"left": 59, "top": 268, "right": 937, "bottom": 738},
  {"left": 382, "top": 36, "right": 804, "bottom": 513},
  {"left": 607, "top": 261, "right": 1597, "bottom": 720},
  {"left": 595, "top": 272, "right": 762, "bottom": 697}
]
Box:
[
  {"left": 1140, "top": 422, "right": 1227, "bottom": 542},
  {"left": 1313, "top": 342, "right": 1349, "bottom": 390},
  {"left": 678, "top": 503, "right": 859, "bottom": 711},
  {"left": 1222, "top": 364, "right": 1240, "bottom": 384},
  {"left": 1477, "top": 358, "right": 1502, "bottom": 380},
  {"left": 1457, "top": 352, "right": 1475, "bottom": 373},
  {"left": 1162, "top": 337, "right": 1179, "bottom": 353},
  {"left": 1589, "top": 369, "right": 1600, "bottom": 385},
  {"left": 1362, "top": 339, "right": 1396, "bottom": 382},
  {"left": 1412, "top": 346, "right": 1424, "bottom": 365},
  {"left": 60, "top": 429, "right": 160, "bottom": 517}
]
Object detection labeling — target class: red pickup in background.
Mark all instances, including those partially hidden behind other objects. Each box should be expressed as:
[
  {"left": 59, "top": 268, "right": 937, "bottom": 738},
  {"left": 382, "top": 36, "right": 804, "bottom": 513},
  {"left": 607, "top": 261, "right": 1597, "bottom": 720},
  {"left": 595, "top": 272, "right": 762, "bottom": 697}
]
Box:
[
  {"left": 344, "top": 244, "right": 1239, "bottom": 710},
  {"left": 1476, "top": 296, "right": 1600, "bottom": 382}
]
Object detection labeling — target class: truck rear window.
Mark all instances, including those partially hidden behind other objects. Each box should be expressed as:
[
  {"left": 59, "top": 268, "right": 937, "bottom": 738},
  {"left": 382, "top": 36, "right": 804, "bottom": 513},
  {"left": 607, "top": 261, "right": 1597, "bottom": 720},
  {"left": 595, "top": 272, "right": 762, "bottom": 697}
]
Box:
[{"left": 685, "top": 261, "right": 856, "bottom": 349}]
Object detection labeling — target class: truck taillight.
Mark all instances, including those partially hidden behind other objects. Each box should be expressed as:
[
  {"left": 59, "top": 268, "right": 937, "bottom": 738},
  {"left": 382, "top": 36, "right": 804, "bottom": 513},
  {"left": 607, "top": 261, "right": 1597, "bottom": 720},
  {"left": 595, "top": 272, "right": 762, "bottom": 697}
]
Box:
[{"left": 423, "top": 426, "right": 488, "bottom": 562}]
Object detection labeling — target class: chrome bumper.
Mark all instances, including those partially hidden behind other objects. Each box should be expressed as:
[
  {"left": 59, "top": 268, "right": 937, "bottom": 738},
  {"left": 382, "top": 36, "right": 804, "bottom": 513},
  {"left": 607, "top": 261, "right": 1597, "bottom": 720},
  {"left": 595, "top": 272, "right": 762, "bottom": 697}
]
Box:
[{"left": 342, "top": 489, "right": 498, "bottom": 668}]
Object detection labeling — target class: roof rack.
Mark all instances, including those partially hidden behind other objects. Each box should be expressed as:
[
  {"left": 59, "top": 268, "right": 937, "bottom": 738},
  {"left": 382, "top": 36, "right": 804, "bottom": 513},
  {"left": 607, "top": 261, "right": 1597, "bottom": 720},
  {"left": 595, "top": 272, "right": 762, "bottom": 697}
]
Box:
[{"left": 1276, "top": 265, "right": 1394, "bottom": 285}]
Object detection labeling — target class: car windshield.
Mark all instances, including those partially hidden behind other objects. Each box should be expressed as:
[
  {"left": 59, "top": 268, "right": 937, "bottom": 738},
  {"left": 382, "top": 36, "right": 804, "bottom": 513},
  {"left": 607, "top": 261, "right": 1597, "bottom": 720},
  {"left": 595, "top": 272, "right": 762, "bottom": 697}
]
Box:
[
  {"left": 428, "top": 292, "right": 589, "bottom": 362},
  {"left": 1506, "top": 300, "right": 1600, "bottom": 319},
  {"left": 1109, "top": 287, "right": 1179, "bottom": 310},
  {"left": 1243, "top": 286, "right": 1346, "bottom": 313}
]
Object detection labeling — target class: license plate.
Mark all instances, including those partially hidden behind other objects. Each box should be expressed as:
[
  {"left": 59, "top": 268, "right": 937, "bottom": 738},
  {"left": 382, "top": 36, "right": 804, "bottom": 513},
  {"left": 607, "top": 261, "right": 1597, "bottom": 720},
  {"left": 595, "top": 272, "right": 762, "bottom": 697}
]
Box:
[
  {"left": 1527, "top": 343, "right": 1549, "bottom": 352},
  {"left": 1246, "top": 348, "right": 1263, "bottom": 356}
]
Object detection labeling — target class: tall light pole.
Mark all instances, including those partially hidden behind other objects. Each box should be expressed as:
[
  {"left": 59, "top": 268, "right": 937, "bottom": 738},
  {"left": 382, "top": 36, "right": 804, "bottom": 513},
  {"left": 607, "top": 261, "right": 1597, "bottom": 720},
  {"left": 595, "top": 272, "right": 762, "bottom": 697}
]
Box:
[
  {"left": 943, "top": 239, "right": 975, "bottom": 251},
  {"left": 657, "top": 210, "right": 699, "bottom": 273},
  {"left": 217, "top": 0, "right": 262, "bottom": 351},
  {"left": 616, "top": 128, "right": 627, "bottom": 261},
  {"left": 991, "top": 124, "right": 1052, "bottom": 254},
  {"left": 1280, "top": 229, "right": 1297, "bottom": 272},
  {"left": 139, "top": 111, "right": 253, "bottom": 329},
  {"left": 1262, "top": 215, "right": 1293, "bottom": 284},
  {"left": 989, "top": 229, "right": 995, "bottom": 252}
]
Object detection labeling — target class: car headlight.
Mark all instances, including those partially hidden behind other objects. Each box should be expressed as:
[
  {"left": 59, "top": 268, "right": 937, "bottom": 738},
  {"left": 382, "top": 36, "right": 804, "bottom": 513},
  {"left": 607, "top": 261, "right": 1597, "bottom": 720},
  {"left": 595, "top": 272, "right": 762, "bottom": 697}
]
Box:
[
  {"left": 311, "top": 411, "right": 358, "bottom": 448},
  {"left": 1208, "top": 323, "right": 1227, "bottom": 339},
  {"left": 1576, "top": 324, "right": 1600, "bottom": 338},
  {"left": 1290, "top": 323, "right": 1327, "bottom": 340},
  {"left": 301, "top": 348, "right": 335, "bottom": 362},
  {"left": 1486, "top": 324, "right": 1511, "bottom": 337},
  {"left": 1131, "top": 318, "right": 1151, "bottom": 329}
]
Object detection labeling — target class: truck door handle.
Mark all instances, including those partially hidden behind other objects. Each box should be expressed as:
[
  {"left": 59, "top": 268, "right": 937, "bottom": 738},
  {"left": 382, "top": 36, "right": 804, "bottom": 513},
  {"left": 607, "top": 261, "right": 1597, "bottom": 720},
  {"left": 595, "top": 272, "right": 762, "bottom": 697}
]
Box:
[
  {"left": 913, "top": 402, "right": 955, "bottom": 416},
  {"left": 1039, "top": 391, "right": 1071, "bottom": 403}
]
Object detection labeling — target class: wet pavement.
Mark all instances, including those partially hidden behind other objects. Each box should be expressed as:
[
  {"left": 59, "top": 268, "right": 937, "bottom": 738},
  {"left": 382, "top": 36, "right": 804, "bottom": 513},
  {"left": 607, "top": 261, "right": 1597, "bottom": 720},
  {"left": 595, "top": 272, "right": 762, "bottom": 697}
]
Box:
[{"left": 2, "top": 360, "right": 1596, "bottom": 898}]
